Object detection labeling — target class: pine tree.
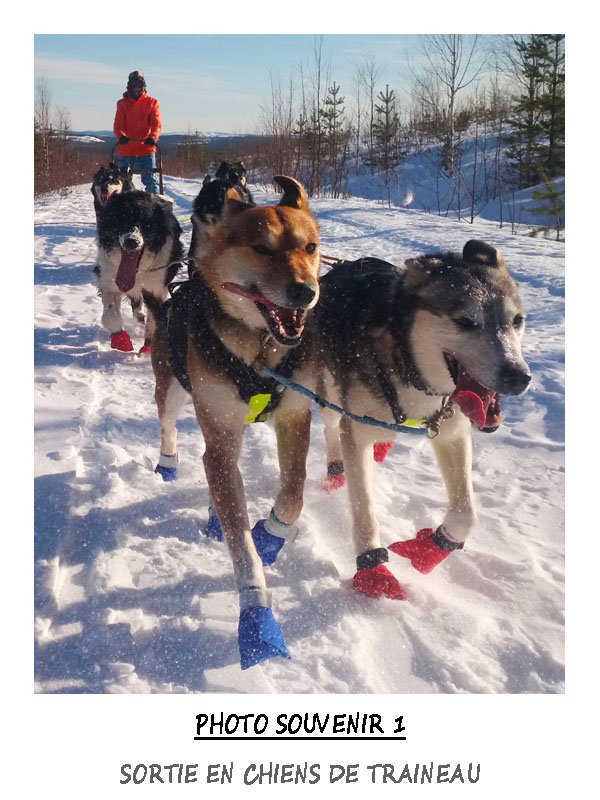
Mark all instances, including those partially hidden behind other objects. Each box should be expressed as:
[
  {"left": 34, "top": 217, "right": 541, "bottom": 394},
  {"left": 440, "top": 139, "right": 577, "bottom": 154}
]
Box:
[
  {"left": 372, "top": 87, "right": 399, "bottom": 170},
  {"left": 370, "top": 85, "right": 401, "bottom": 206},
  {"left": 321, "top": 83, "right": 345, "bottom": 160},
  {"left": 505, "top": 34, "right": 565, "bottom": 190},
  {"left": 320, "top": 83, "right": 351, "bottom": 198},
  {"left": 537, "top": 34, "right": 565, "bottom": 178},
  {"left": 529, "top": 170, "right": 565, "bottom": 241},
  {"left": 505, "top": 35, "right": 548, "bottom": 189}
]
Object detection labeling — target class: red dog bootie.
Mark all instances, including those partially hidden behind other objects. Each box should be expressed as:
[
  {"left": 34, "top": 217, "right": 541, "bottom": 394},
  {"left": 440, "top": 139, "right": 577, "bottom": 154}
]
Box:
[
  {"left": 352, "top": 548, "right": 406, "bottom": 600},
  {"left": 373, "top": 441, "right": 393, "bottom": 463},
  {"left": 111, "top": 330, "right": 134, "bottom": 352},
  {"left": 138, "top": 342, "right": 151, "bottom": 356},
  {"left": 389, "top": 526, "right": 464, "bottom": 574},
  {"left": 322, "top": 460, "right": 346, "bottom": 492}
]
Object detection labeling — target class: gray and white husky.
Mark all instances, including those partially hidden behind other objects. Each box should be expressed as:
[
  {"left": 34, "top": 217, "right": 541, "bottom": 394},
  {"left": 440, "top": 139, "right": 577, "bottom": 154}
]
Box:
[{"left": 282, "top": 240, "right": 531, "bottom": 599}]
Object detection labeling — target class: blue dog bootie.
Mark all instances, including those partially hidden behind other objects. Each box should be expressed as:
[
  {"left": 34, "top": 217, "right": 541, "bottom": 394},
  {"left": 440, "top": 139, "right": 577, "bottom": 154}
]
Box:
[
  {"left": 251, "top": 510, "right": 299, "bottom": 566},
  {"left": 238, "top": 587, "right": 290, "bottom": 670},
  {"left": 203, "top": 505, "right": 225, "bottom": 542},
  {"left": 155, "top": 452, "right": 178, "bottom": 481}
]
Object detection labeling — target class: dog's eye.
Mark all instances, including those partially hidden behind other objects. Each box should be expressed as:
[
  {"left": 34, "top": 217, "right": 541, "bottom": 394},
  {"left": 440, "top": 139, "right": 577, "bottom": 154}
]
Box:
[
  {"left": 513, "top": 314, "right": 525, "bottom": 328},
  {"left": 253, "top": 244, "right": 270, "bottom": 255},
  {"left": 455, "top": 316, "right": 479, "bottom": 330},
  {"left": 306, "top": 243, "right": 317, "bottom": 254}
]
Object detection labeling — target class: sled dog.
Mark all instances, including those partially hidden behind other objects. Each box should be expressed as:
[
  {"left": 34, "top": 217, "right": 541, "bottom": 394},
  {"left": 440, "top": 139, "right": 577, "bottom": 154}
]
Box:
[
  {"left": 91, "top": 163, "right": 134, "bottom": 223},
  {"left": 191, "top": 161, "right": 255, "bottom": 255},
  {"left": 144, "top": 176, "right": 320, "bottom": 668},
  {"left": 306, "top": 243, "right": 531, "bottom": 599},
  {"left": 95, "top": 190, "right": 184, "bottom": 354},
  {"left": 215, "top": 159, "right": 252, "bottom": 195}
]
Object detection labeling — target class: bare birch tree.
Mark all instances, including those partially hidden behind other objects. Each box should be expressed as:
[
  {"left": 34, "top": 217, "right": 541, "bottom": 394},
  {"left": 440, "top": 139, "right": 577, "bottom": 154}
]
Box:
[
  {"left": 359, "top": 53, "right": 383, "bottom": 174},
  {"left": 414, "top": 34, "right": 486, "bottom": 176}
]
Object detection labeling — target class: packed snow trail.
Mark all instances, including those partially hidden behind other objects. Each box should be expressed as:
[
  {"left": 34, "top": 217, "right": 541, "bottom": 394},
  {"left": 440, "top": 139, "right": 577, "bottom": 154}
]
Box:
[{"left": 34, "top": 177, "right": 564, "bottom": 693}]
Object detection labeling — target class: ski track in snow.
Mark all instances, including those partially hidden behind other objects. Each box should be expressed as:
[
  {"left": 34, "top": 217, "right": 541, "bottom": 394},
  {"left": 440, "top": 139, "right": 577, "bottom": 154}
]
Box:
[{"left": 34, "top": 178, "right": 564, "bottom": 694}]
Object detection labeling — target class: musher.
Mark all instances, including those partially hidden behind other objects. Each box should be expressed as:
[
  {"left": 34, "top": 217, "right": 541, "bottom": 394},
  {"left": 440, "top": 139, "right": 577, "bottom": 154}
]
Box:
[{"left": 113, "top": 71, "right": 162, "bottom": 193}]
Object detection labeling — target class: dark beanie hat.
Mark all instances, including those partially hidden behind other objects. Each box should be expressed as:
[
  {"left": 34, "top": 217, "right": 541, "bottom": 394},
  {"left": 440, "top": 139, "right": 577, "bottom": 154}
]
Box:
[{"left": 127, "top": 71, "right": 146, "bottom": 86}]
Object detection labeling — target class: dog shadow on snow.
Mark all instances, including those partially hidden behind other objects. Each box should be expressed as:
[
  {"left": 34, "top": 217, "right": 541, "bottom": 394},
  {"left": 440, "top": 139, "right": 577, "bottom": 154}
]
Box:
[
  {"left": 35, "top": 574, "right": 345, "bottom": 694},
  {"left": 34, "top": 326, "right": 105, "bottom": 368},
  {"left": 34, "top": 471, "right": 348, "bottom": 692}
]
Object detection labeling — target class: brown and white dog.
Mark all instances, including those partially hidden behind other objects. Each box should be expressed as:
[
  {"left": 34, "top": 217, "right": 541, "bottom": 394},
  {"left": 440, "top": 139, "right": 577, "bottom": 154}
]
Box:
[{"left": 144, "top": 176, "right": 320, "bottom": 668}]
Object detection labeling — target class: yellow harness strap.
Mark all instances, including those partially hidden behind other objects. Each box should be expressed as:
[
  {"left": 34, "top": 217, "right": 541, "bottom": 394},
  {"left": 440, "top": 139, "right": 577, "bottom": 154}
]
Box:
[{"left": 244, "top": 393, "right": 272, "bottom": 424}]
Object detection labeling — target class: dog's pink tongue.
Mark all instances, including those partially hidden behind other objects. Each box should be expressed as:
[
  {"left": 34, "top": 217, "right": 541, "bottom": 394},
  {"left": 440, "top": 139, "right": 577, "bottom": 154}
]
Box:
[
  {"left": 451, "top": 391, "right": 487, "bottom": 428},
  {"left": 451, "top": 365, "right": 496, "bottom": 429},
  {"left": 116, "top": 249, "right": 142, "bottom": 293}
]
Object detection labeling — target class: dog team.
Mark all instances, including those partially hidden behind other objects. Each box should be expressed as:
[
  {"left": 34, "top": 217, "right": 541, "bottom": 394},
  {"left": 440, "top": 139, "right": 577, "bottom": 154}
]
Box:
[{"left": 91, "top": 153, "right": 531, "bottom": 669}]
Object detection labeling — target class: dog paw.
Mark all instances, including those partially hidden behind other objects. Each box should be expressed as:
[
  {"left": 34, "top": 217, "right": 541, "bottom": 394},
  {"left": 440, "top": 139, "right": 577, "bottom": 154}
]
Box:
[
  {"left": 323, "top": 460, "right": 345, "bottom": 492},
  {"left": 138, "top": 343, "right": 151, "bottom": 356},
  {"left": 203, "top": 507, "right": 224, "bottom": 542},
  {"left": 373, "top": 441, "right": 393, "bottom": 463},
  {"left": 154, "top": 463, "right": 178, "bottom": 481},
  {"left": 110, "top": 330, "right": 134, "bottom": 352},
  {"left": 389, "top": 528, "right": 456, "bottom": 574},
  {"left": 238, "top": 607, "right": 290, "bottom": 670},
  {"left": 352, "top": 564, "right": 407, "bottom": 600},
  {"left": 322, "top": 473, "right": 346, "bottom": 492},
  {"left": 251, "top": 519, "right": 286, "bottom": 566}
]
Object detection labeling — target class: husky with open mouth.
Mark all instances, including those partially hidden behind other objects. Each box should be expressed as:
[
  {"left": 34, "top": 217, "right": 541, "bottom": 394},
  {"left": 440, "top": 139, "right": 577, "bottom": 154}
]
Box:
[
  {"left": 94, "top": 190, "right": 183, "bottom": 354},
  {"left": 91, "top": 162, "right": 135, "bottom": 224},
  {"left": 144, "top": 176, "right": 320, "bottom": 668},
  {"left": 310, "top": 241, "right": 531, "bottom": 600}
]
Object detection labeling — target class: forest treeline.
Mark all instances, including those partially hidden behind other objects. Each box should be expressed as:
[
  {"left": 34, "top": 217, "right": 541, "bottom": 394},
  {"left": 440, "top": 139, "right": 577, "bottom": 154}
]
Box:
[{"left": 35, "top": 34, "right": 564, "bottom": 237}]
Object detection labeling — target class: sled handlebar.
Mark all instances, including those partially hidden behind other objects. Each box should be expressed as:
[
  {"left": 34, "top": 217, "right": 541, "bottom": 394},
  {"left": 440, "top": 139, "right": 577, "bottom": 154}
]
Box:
[{"left": 110, "top": 139, "right": 164, "bottom": 194}]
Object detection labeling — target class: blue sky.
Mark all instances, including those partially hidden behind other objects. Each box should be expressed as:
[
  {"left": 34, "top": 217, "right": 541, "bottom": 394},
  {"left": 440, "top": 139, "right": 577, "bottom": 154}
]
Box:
[{"left": 34, "top": 34, "right": 430, "bottom": 133}]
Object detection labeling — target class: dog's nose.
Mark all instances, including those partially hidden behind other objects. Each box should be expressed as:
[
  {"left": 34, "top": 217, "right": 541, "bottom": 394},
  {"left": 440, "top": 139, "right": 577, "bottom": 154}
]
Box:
[
  {"left": 287, "top": 282, "right": 316, "bottom": 307},
  {"left": 123, "top": 237, "right": 141, "bottom": 251},
  {"left": 500, "top": 364, "right": 531, "bottom": 394}
]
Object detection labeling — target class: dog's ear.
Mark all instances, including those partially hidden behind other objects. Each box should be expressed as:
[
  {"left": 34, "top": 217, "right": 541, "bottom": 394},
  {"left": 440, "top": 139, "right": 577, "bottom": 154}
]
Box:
[
  {"left": 109, "top": 161, "right": 117, "bottom": 170},
  {"left": 463, "top": 240, "right": 503, "bottom": 268},
  {"left": 223, "top": 186, "right": 253, "bottom": 218},
  {"left": 274, "top": 175, "right": 308, "bottom": 210},
  {"left": 403, "top": 255, "right": 445, "bottom": 290},
  {"left": 203, "top": 174, "right": 211, "bottom": 186}
]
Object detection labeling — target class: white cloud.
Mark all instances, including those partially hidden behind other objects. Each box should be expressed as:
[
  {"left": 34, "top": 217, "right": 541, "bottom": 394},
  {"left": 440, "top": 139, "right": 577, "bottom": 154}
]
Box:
[{"left": 34, "top": 56, "right": 125, "bottom": 85}]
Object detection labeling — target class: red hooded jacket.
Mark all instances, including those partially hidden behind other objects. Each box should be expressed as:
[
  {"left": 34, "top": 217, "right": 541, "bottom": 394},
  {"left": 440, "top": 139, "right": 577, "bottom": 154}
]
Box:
[{"left": 113, "top": 90, "right": 162, "bottom": 157}]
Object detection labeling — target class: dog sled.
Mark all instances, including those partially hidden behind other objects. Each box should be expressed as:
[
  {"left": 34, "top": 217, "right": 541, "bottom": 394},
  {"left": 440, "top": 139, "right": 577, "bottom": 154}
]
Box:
[{"left": 110, "top": 138, "right": 164, "bottom": 194}]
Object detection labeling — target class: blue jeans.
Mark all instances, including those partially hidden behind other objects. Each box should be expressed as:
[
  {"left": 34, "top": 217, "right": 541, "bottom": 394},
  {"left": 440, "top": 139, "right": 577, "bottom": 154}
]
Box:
[{"left": 118, "top": 154, "right": 160, "bottom": 193}]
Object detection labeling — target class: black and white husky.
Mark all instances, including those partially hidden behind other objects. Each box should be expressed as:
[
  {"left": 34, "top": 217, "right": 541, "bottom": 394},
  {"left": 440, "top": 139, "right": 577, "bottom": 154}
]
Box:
[
  {"left": 279, "top": 240, "right": 532, "bottom": 600},
  {"left": 95, "top": 190, "right": 184, "bottom": 353},
  {"left": 91, "top": 163, "right": 134, "bottom": 224}
]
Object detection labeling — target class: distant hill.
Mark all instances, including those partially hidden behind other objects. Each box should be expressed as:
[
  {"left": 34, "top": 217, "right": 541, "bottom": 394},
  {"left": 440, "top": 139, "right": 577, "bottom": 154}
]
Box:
[
  {"left": 67, "top": 131, "right": 261, "bottom": 163},
  {"left": 70, "top": 131, "right": 258, "bottom": 146}
]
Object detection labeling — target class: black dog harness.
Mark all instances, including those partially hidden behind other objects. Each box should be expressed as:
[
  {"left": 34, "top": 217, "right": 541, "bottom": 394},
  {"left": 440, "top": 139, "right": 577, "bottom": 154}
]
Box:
[{"left": 165, "top": 273, "right": 303, "bottom": 423}]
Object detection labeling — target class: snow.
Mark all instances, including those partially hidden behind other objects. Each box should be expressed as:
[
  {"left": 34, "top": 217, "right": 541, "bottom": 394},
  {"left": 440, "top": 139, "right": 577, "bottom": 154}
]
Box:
[
  {"left": 343, "top": 136, "right": 564, "bottom": 232},
  {"left": 66, "top": 134, "right": 106, "bottom": 143},
  {"left": 34, "top": 174, "right": 564, "bottom": 694}
]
